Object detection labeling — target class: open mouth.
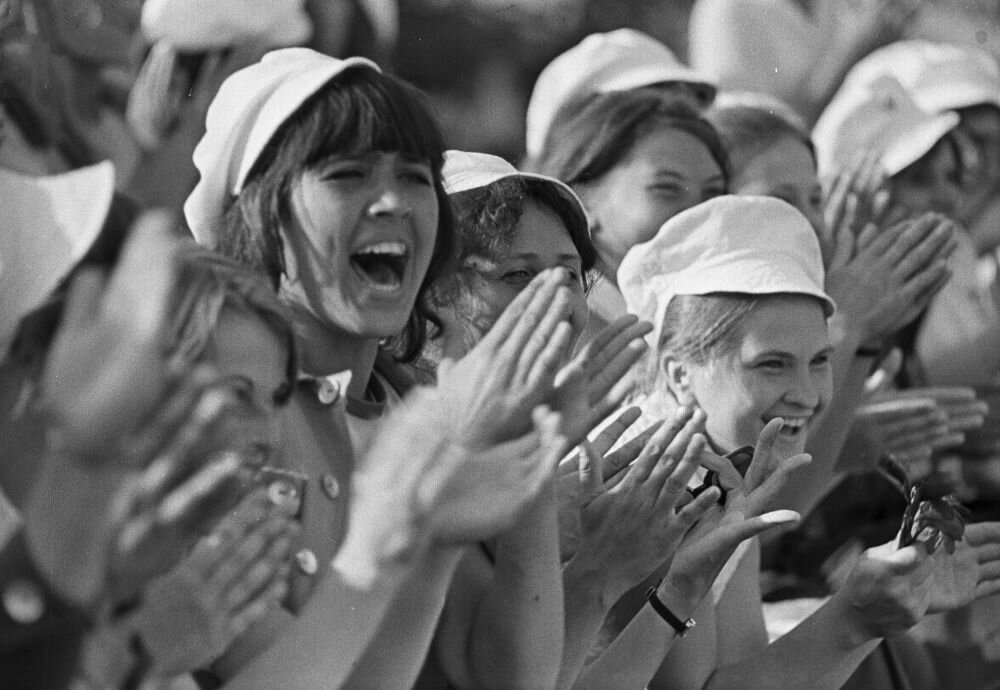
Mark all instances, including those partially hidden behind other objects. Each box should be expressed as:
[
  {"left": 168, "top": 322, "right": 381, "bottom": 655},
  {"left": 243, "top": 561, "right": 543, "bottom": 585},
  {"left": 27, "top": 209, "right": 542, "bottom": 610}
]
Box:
[
  {"left": 350, "top": 241, "right": 408, "bottom": 292},
  {"left": 766, "top": 416, "right": 809, "bottom": 438}
]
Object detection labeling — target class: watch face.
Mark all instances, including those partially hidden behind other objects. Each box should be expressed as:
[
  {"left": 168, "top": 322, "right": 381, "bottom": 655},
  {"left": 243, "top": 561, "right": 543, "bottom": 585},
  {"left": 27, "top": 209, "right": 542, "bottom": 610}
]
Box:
[{"left": 35, "top": 0, "right": 140, "bottom": 64}]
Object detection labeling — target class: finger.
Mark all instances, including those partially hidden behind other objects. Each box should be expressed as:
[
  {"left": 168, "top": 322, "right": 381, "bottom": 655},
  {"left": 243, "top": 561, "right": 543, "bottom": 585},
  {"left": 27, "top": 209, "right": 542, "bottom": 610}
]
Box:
[
  {"left": 745, "top": 418, "right": 783, "bottom": 492},
  {"left": 578, "top": 441, "right": 604, "bottom": 502},
  {"left": 228, "top": 568, "right": 289, "bottom": 639},
  {"left": 621, "top": 406, "right": 696, "bottom": 486},
  {"left": 571, "top": 314, "right": 641, "bottom": 378},
  {"left": 891, "top": 221, "right": 955, "bottom": 283},
  {"left": 654, "top": 432, "right": 706, "bottom": 509},
  {"left": 602, "top": 421, "right": 663, "bottom": 485},
  {"left": 882, "top": 213, "right": 938, "bottom": 266},
  {"left": 223, "top": 527, "right": 296, "bottom": 610},
  {"left": 102, "top": 210, "right": 178, "bottom": 341},
  {"left": 864, "top": 348, "right": 904, "bottom": 394},
  {"left": 590, "top": 406, "right": 642, "bottom": 459},
  {"left": 522, "top": 302, "right": 574, "bottom": 389},
  {"left": 584, "top": 330, "right": 650, "bottom": 408},
  {"left": 668, "top": 484, "right": 722, "bottom": 537},
  {"left": 522, "top": 321, "right": 576, "bottom": 396},
  {"left": 717, "top": 510, "right": 802, "bottom": 550},
  {"left": 748, "top": 453, "right": 812, "bottom": 516},
  {"left": 478, "top": 269, "right": 554, "bottom": 347}
]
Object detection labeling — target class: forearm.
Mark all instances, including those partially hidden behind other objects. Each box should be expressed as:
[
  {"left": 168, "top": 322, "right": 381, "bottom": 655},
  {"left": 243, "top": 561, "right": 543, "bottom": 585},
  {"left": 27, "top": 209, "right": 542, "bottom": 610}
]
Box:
[
  {"left": 572, "top": 578, "right": 694, "bottom": 690},
  {"left": 704, "top": 593, "right": 880, "bottom": 690},
  {"left": 466, "top": 484, "right": 563, "bottom": 690},
  {"left": 556, "top": 558, "right": 617, "bottom": 690}
]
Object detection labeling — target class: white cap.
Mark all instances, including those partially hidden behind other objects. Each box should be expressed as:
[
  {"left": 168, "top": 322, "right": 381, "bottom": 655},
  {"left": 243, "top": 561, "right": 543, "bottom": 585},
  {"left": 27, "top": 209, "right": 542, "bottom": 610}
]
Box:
[
  {"left": 525, "top": 29, "right": 716, "bottom": 160},
  {"left": 812, "top": 74, "right": 960, "bottom": 178},
  {"left": 0, "top": 162, "right": 115, "bottom": 352},
  {"left": 442, "top": 149, "right": 589, "bottom": 233},
  {"left": 841, "top": 40, "right": 1000, "bottom": 115},
  {"left": 618, "top": 195, "right": 834, "bottom": 349},
  {"left": 184, "top": 48, "right": 380, "bottom": 245},
  {"left": 141, "top": 0, "right": 313, "bottom": 50}
]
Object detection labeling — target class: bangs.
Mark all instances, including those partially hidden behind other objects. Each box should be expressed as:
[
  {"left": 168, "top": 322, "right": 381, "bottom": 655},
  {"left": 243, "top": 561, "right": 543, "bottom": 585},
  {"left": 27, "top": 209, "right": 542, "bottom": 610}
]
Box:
[{"left": 298, "top": 69, "right": 446, "bottom": 171}]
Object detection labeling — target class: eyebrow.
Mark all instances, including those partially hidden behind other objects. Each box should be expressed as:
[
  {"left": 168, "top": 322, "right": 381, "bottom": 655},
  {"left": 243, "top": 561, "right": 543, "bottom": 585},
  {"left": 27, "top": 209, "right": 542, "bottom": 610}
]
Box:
[{"left": 505, "top": 252, "right": 582, "bottom": 262}]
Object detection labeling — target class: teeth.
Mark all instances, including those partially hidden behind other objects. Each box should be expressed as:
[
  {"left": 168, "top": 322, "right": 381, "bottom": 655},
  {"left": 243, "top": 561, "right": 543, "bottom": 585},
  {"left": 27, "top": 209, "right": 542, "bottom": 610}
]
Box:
[
  {"left": 355, "top": 241, "right": 406, "bottom": 256},
  {"left": 781, "top": 418, "right": 806, "bottom": 431}
]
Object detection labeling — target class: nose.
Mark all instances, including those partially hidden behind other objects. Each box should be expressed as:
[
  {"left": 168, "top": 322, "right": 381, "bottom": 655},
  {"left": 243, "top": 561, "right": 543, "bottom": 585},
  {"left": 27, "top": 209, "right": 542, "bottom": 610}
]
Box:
[
  {"left": 783, "top": 366, "right": 820, "bottom": 411},
  {"left": 366, "top": 175, "right": 411, "bottom": 219}
]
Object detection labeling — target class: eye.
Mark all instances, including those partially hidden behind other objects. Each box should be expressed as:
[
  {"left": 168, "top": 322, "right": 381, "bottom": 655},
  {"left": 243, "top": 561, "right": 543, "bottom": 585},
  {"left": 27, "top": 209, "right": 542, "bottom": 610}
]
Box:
[
  {"left": 501, "top": 268, "right": 534, "bottom": 285},
  {"left": 400, "top": 165, "right": 433, "bottom": 186},
  {"left": 757, "top": 359, "right": 784, "bottom": 372},
  {"left": 811, "top": 352, "right": 831, "bottom": 367},
  {"left": 320, "top": 163, "right": 365, "bottom": 181}
]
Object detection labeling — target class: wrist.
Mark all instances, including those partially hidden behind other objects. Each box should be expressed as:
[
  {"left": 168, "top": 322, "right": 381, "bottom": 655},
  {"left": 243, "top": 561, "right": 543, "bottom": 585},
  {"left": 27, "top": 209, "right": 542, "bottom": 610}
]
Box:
[
  {"left": 656, "top": 575, "right": 700, "bottom": 622},
  {"left": 827, "top": 589, "right": 882, "bottom": 648},
  {"left": 562, "top": 556, "right": 618, "bottom": 613},
  {"left": 646, "top": 578, "right": 697, "bottom": 637}
]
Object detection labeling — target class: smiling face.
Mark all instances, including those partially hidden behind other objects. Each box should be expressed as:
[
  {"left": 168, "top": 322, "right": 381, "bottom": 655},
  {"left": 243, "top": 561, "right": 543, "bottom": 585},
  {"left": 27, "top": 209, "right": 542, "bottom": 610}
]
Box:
[
  {"left": 730, "top": 136, "right": 824, "bottom": 233},
  {"left": 579, "top": 126, "right": 726, "bottom": 276},
  {"left": 459, "top": 199, "right": 588, "bottom": 341},
  {"left": 279, "top": 151, "right": 439, "bottom": 339},
  {"left": 672, "top": 295, "right": 833, "bottom": 458}
]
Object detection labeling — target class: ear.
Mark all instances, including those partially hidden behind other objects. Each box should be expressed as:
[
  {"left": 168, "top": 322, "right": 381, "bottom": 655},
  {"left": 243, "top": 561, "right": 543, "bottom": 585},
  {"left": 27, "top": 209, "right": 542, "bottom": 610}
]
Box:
[{"left": 663, "top": 356, "right": 693, "bottom": 402}]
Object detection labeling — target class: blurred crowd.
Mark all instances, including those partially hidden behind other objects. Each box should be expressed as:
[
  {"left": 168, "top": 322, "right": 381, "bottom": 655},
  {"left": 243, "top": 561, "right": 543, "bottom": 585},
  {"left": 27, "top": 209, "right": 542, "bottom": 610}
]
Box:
[{"left": 6, "top": 0, "right": 1000, "bottom": 689}]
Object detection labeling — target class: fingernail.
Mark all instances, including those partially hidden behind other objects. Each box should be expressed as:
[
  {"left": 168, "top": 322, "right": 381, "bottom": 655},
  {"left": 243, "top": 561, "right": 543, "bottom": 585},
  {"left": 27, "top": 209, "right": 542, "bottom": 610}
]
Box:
[{"left": 761, "top": 510, "right": 800, "bottom": 525}]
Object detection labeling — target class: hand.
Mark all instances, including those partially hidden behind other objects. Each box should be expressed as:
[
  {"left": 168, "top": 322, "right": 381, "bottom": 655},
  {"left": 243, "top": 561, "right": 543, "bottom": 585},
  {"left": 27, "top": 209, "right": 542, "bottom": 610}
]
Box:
[
  {"left": 561, "top": 407, "right": 720, "bottom": 603},
  {"left": 926, "top": 521, "right": 1000, "bottom": 614},
  {"left": 663, "top": 419, "right": 807, "bottom": 608},
  {"left": 40, "top": 211, "right": 177, "bottom": 460},
  {"left": 126, "top": 41, "right": 182, "bottom": 150},
  {"left": 555, "top": 314, "right": 652, "bottom": 442},
  {"left": 436, "top": 269, "right": 575, "bottom": 447},
  {"left": 852, "top": 398, "right": 946, "bottom": 478},
  {"left": 333, "top": 387, "right": 568, "bottom": 588},
  {"left": 837, "top": 539, "right": 934, "bottom": 640},
  {"left": 129, "top": 490, "right": 298, "bottom": 675},
  {"left": 869, "top": 387, "right": 987, "bottom": 449},
  {"left": 822, "top": 154, "right": 891, "bottom": 265},
  {"left": 825, "top": 212, "right": 958, "bottom": 344}
]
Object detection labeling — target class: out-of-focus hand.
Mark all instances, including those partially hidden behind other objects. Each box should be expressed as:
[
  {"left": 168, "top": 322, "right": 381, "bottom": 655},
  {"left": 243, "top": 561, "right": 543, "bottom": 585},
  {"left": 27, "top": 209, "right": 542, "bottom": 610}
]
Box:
[
  {"left": 555, "top": 315, "right": 651, "bottom": 442},
  {"left": 825, "top": 212, "right": 958, "bottom": 344},
  {"left": 130, "top": 490, "right": 297, "bottom": 676},
  {"left": 40, "top": 211, "right": 177, "bottom": 460},
  {"left": 926, "top": 521, "right": 1000, "bottom": 614},
  {"left": 333, "top": 387, "right": 568, "bottom": 589},
  {"left": 126, "top": 41, "right": 182, "bottom": 150},
  {"left": 836, "top": 539, "right": 935, "bottom": 640},
  {"left": 869, "top": 387, "right": 987, "bottom": 448},
  {"left": 436, "top": 268, "right": 575, "bottom": 447},
  {"left": 852, "top": 398, "right": 945, "bottom": 478}
]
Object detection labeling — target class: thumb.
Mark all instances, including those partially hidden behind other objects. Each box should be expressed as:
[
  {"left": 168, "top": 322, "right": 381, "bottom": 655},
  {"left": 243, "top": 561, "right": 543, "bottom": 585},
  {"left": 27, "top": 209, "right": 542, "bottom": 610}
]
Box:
[
  {"left": 865, "top": 348, "right": 902, "bottom": 394},
  {"left": 716, "top": 510, "right": 801, "bottom": 551}
]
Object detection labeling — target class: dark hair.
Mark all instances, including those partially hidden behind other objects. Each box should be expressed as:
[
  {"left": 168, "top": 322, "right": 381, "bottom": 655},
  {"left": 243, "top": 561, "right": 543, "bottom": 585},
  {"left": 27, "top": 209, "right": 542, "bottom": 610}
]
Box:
[
  {"left": 536, "top": 90, "right": 731, "bottom": 189},
  {"left": 216, "top": 67, "right": 455, "bottom": 362},
  {"left": 449, "top": 176, "right": 596, "bottom": 280},
  {"left": 706, "top": 101, "right": 816, "bottom": 179}
]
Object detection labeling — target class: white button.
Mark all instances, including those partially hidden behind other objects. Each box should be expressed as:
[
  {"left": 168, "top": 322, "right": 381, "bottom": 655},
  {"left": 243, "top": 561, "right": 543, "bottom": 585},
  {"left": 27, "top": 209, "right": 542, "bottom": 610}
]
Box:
[
  {"left": 3, "top": 580, "right": 45, "bottom": 624},
  {"left": 296, "top": 549, "right": 318, "bottom": 575},
  {"left": 321, "top": 474, "right": 340, "bottom": 500},
  {"left": 317, "top": 378, "right": 340, "bottom": 405}
]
